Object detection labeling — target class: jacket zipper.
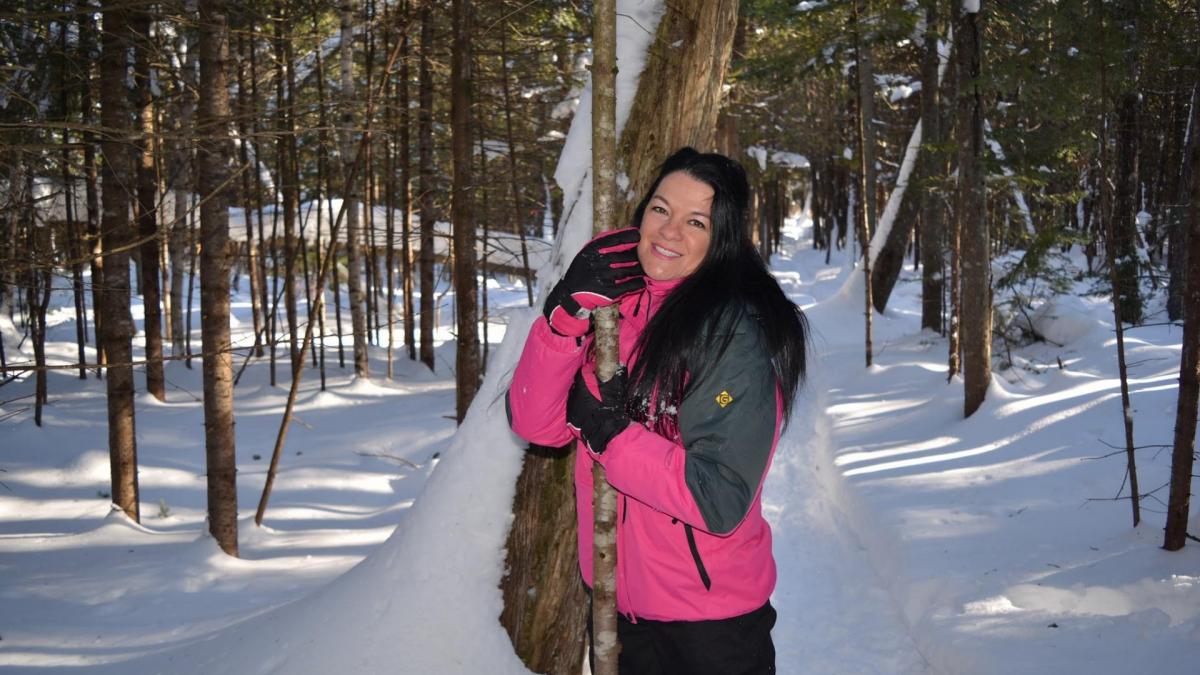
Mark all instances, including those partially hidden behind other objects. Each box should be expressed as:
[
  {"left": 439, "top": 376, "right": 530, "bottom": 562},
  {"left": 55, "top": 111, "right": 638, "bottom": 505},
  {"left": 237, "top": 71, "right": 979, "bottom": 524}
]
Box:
[{"left": 672, "top": 518, "right": 712, "bottom": 591}]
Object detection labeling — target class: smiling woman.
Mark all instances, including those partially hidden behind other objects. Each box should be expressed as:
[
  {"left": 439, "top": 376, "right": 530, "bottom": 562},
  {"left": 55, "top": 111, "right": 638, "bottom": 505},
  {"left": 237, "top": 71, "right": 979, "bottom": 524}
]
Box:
[
  {"left": 637, "top": 171, "right": 714, "bottom": 281},
  {"left": 507, "top": 147, "right": 812, "bottom": 674}
]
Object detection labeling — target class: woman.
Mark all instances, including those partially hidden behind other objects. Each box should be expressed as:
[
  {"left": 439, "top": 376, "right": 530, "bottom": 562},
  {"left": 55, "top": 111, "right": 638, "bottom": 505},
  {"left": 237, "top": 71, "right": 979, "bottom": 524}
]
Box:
[{"left": 507, "top": 147, "right": 808, "bottom": 674}]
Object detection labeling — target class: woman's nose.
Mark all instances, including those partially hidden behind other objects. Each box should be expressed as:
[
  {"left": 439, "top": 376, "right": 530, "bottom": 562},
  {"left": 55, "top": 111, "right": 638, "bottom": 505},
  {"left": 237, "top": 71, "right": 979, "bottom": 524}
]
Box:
[{"left": 661, "top": 217, "right": 682, "bottom": 239}]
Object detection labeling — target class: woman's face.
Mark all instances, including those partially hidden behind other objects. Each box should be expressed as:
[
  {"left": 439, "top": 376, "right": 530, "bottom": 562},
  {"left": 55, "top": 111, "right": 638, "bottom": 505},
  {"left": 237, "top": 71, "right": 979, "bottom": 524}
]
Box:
[{"left": 637, "top": 171, "right": 714, "bottom": 281}]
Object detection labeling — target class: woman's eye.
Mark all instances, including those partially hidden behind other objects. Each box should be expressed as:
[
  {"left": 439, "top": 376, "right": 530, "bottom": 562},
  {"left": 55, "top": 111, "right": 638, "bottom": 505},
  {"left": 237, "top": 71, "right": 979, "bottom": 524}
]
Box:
[
  {"left": 689, "top": 219, "right": 707, "bottom": 230},
  {"left": 651, "top": 205, "right": 667, "bottom": 215}
]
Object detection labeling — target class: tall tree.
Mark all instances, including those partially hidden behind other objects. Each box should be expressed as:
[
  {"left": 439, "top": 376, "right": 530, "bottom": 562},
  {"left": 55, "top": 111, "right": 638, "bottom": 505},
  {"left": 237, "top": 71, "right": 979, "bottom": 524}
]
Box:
[
  {"left": 957, "top": 1, "right": 990, "bottom": 417},
  {"left": 853, "top": 0, "right": 877, "bottom": 367},
  {"left": 417, "top": 2, "right": 436, "bottom": 370},
  {"left": 99, "top": 0, "right": 140, "bottom": 522},
  {"left": 500, "top": 3, "right": 739, "bottom": 672},
  {"left": 919, "top": 0, "right": 945, "bottom": 333},
  {"left": 400, "top": 0, "right": 416, "bottom": 361},
  {"left": 589, "top": 2, "right": 621, "bottom": 672},
  {"left": 342, "top": 0, "right": 370, "bottom": 377},
  {"left": 451, "top": 0, "right": 480, "bottom": 421},
  {"left": 197, "top": 0, "right": 239, "bottom": 557},
  {"left": 169, "top": 25, "right": 197, "bottom": 359},
  {"left": 1110, "top": 0, "right": 1143, "bottom": 325},
  {"left": 1164, "top": 81, "right": 1200, "bottom": 551},
  {"left": 132, "top": 8, "right": 165, "bottom": 401},
  {"left": 277, "top": 0, "right": 301, "bottom": 374}
]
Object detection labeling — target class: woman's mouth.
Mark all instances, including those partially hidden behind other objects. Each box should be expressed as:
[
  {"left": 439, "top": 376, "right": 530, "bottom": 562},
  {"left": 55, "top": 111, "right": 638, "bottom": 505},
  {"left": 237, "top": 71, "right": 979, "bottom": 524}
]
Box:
[{"left": 652, "top": 244, "right": 682, "bottom": 259}]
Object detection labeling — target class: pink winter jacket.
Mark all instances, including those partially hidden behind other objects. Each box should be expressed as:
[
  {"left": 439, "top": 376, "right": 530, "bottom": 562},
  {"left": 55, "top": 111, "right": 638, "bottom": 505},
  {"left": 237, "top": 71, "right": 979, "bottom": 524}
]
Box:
[{"left": 507, "top": 276, "right": 784, "bottom": 622}]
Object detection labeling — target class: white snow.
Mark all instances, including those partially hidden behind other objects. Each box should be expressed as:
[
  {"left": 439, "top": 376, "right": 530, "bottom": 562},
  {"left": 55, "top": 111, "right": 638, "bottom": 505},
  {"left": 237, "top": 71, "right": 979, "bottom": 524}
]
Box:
[
  {"left": 4, "top": 2, "right": 1199, "bottom": 671},
  {"left": 4, "top": 205, "right": 1198, "bottom": 674}
]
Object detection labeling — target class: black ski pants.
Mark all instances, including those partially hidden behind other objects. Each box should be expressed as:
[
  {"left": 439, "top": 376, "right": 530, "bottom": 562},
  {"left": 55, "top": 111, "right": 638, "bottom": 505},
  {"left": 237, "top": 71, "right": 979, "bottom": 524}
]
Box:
[{"left": 589, "top": 601, "right": 777, "bottom": 675}]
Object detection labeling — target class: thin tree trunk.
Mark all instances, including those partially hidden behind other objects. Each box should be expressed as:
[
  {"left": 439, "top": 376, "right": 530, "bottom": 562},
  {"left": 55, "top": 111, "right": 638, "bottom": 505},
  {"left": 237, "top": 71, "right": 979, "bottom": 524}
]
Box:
[
  {"left": 920, "top": 0, "right": 945, "bottom": 333},
  {"left": 957, "top": 3, "right": 990, "bottom": 418},
  {"left": 81, "top": 2, "right": 105, "bottom": 376},
  {"left": 235, "top": 30, "right": 264, "bottom": 357},
  {"left": 341, "top": 0, "right": 370, "bottom": 377},
  {"left": 385, "top": 9, "right": 396, "bottom": 379},
  {"left": 451, "top": 0, "right": 480, "bottom": 422},
  {"left": 171, "top": 27, "right": 197, "bottom": 359},
  {"left": 1096, "top": 0, "right": 1140, "bottom": 526},
  {"left": 133, "top": 9, "right": 165, "bottom": 401},
  {"left": 186, "top": 192, "right": 198, "bottom": 369},
  {"left": 62, "top": 104, "right": 88, "bottom": 379},
  {"left": 99, "top": 0, "right": 140, "bottom": 522},
  {"left": 198, "top": 0, "right": 239, "bottom": 557},
  {"left": 590, "top": 2, "right": 620, "bottom": 672},
  {"left": 1111, "top": 0, "right": 1143, "bottom": 325},
  {"left": 1164, "top": 76, "right": 1200, "bottom": 550},
  {"left": 854, "top": 0, "right": 876, "bottom": 368},
  {"left": 399, "top": 0, "right": 415, "bottom": 360},
  {"left": 499, "top": 29, "right": 534, "bottom": 307},
  {"left": 477, "top": 127, "right": 490, "bottom": 371},
  {"left": 418, "top": 3, "right": 436, "bottom": 370},
  {"left": 275, "top": 2, "right": 300, "bottom": 374}
]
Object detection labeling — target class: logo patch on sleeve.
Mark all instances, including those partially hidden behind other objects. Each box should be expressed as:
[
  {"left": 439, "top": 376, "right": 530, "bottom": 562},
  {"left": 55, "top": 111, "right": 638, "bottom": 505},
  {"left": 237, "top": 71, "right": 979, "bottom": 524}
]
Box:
[{"left": 715, "top": 390, "right": 734, "bottom": 408}]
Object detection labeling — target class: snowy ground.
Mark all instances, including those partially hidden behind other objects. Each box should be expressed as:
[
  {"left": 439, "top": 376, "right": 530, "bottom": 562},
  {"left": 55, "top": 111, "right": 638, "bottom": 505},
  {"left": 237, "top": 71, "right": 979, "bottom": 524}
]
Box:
[{"left": 2, "top": 216, "right": 1198, "bottom": 674}]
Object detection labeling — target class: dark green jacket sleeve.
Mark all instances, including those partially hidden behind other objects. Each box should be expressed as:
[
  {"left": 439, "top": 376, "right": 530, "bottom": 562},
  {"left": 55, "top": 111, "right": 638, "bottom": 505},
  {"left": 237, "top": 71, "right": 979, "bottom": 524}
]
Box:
[{"left": 677, "top": 314, "right": 779, "bottom": 535}]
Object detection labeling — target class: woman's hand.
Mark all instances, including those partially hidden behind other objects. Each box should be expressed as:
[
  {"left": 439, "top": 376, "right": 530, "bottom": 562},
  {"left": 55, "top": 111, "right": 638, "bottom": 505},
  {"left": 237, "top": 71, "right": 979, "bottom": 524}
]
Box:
[
  {"left": 543, "top": 228, "right": 645, "bottom": 337},
  {"left": 566, "top": 367, "right": 631, "bottom": 454}
]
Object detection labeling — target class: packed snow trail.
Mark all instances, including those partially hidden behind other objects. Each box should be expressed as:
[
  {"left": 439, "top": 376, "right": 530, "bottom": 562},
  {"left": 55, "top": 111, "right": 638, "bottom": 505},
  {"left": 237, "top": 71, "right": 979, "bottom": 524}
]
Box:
[{"left": 766, "top": 356, "right": 934, "bottom": 675}]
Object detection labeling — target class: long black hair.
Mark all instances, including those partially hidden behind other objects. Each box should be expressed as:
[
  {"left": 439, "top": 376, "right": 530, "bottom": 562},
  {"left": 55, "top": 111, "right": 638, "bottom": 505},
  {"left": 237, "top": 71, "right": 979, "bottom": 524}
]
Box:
[{"left": 626, "top": 147, "right": 809, "bottom": 431}]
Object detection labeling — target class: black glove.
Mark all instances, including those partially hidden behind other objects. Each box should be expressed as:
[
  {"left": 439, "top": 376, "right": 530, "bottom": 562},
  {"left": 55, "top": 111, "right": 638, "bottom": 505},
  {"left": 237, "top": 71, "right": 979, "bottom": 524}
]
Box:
[
  {"left": 544, "top": 228, "right": 645, "bottom": 337},
  {"left": 566, "top": 367, "right": 631, "bottom": 454}
]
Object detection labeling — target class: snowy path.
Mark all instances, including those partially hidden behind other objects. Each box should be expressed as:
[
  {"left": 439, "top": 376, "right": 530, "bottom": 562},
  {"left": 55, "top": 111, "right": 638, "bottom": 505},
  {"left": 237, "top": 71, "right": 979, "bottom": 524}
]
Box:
[{"left": 766, "top": 329, "right": 934, "bottom": 674}]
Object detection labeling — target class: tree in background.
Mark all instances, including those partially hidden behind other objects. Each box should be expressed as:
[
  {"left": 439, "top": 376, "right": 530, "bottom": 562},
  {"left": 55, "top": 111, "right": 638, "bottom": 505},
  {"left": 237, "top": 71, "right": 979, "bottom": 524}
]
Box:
[
  {"left": 451, "top": 0, "right": 480, "bottom": 420},
  {"left": 956, "top": 1, "right": 991, "bottom": 418},
  {"left": 99, "top": 0, "right": 140, "bottom": 522},
  {"left": 197, "top": 0, "right": 239, "bottom": 556}
]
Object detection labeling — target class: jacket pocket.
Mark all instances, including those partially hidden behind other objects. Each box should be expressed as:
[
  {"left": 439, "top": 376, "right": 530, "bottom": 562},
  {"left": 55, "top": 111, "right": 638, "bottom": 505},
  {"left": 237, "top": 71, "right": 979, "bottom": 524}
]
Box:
[{"left": 672, "top": 518, "right": 712, "bottom": 591}]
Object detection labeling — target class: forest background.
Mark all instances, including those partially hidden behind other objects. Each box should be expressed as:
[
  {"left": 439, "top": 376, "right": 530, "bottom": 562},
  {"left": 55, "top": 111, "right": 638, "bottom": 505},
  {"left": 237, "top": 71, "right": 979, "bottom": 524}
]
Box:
[{"left": 2, "top": 0, "right": 1200, "bottom": 672}]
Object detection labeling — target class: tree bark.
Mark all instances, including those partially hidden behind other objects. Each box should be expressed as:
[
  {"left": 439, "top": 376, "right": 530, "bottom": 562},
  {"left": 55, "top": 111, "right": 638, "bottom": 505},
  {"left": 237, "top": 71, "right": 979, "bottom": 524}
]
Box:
[
  {"left": 171, "top": 27, "right": 197, "bottom": 359},
  {"left": 919, "top": 0, "right": 945, "bottom": 333},
  {"left": 418, "top": 3, "right": 436, "bottom": 370},
  {"left": 590, "top": 3, "right": 621, "bottom": 672},
  {"left": 957, "top": 3, "right": 990, "bottom": 417},
  {"left": 854, "top": 0, "right": 876, "bottom": 367},
  {"left": 1097, "top": 0, "right": 1140, "bottom": 526},
  {"left": 617, "top": 0, "right": 739, "bottom": 225},
  {"left": 500, "top": 2, "right": 739, "bottom": 672},
  {"left": 1164, "top": 81, "right": 1200, "bottom": 550},
  {"left": 399, "top": 0, "right": 415, "bottom": 361},
  {"left": 81, "top": 2, "right": 105, "bottom": 375},
  {"left": 451, "top": 0, "right": 480, "bottom": 422},
  {"left": 133, "top": 9, "right": 165, "bottom": 401},
  {"left": 277, "top": 2, "right": 301, "bottom": 374},
  {"left": 1110, "top": 0, "right": 1143, "bottom": 325},
  {"left": 342, "top": 0, "right": 370, "bottom": 377},
  {"left": 99, "top": 0, "right": 140, "bottom": 522},
  {"left": 198, "top": 0, "right": 239, "bottom": 557}
]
